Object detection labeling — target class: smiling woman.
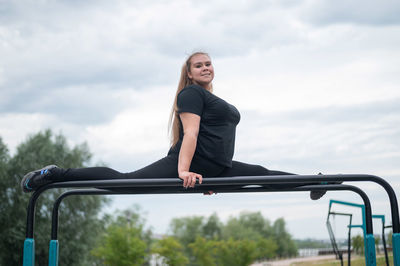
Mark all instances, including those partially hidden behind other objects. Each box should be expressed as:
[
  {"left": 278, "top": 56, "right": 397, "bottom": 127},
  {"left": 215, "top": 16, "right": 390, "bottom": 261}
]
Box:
[{"left": 21, "top": 51, "right": 333, "bottom": 199}]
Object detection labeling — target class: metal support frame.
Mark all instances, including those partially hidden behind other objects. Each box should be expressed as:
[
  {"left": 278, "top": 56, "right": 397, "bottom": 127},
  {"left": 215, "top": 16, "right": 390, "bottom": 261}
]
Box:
[
  {"left": 329, "top": 200, "right": 369, "bottom": 263},
  {"left": 48, "top": 184, "right": 372, "bottom": 266},
  {"left": 21, "top": 174, "right": 400, "bottom": 266},
  {"left": 328, "top": 200, "right": 392, "bottom": 266},
  {"left": 326, "top": 211, "right": 353, "bottom": 266}
]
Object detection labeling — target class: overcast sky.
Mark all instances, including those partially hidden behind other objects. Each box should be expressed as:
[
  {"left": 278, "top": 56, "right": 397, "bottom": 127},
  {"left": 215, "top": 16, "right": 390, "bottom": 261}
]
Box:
[{"left": 1, "top": 0, "right": 399, "bottom": 240}]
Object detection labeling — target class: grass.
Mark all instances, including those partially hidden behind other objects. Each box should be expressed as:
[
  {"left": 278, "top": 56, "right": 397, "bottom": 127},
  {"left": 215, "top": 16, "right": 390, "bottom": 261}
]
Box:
[{"left": 292, "top": 253, "right": 393, "bottom": 266}]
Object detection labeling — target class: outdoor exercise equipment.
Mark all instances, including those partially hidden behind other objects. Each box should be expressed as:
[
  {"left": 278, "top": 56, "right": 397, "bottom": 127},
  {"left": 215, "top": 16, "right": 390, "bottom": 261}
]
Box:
[
  {"left": 21, "top": 174, "right": 400, "bottom": 266},
  {"left": 326, "top": 210, "right": 352, "bottom": 265},
  {"left": 327, "top": 200, "right": 391, "bottom": 266}
]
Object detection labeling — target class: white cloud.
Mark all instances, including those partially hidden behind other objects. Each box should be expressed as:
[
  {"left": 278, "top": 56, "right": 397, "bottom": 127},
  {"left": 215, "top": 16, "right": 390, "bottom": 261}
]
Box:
[
  {"left": 301, "top": 0, "right": 400, "bottom": 26},
  {"left": 0, "top": 113, "right": 58, "bottom": 154},
  {"left": 1, "top": 0, "right": 399, "bottom": 240}
]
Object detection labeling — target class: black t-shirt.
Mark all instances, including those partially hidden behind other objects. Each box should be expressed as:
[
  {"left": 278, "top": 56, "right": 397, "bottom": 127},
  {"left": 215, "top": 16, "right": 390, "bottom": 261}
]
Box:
[{"left": 168, "top": 84, "right": 241, "bottom": 167}]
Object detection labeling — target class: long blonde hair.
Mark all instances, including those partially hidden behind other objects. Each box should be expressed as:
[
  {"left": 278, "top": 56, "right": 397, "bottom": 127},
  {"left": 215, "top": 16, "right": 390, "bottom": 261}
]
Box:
[{"left": 168, "top": 52, "right": 213, "bottom": 147}]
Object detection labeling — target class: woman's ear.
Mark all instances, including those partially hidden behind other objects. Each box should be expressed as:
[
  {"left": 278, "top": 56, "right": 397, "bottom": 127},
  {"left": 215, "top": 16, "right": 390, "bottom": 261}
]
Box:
[{"left": 187, "top": 71, "right": 192, "bottom": 79}]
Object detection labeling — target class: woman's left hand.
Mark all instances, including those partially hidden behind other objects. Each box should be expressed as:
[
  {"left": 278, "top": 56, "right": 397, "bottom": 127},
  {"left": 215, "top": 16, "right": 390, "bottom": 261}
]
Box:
[{"left": 179, "top": 171, "right": 202, "bottom": 188}]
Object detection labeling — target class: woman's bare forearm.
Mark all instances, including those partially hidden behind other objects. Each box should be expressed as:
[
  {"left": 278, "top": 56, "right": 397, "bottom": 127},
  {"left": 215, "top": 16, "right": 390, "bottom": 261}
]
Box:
[{"left": 178, "top": 132, "right": 197, "bottom": 175}]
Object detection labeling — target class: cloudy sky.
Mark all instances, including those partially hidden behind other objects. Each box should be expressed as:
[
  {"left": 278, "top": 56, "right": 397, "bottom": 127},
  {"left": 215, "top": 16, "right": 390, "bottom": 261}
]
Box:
[{"left": 1, "top": 0, "right": 399, "bottom": 240}]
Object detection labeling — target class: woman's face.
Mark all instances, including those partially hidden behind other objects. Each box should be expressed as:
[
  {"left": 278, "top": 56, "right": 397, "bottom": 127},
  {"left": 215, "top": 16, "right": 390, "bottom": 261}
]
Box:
[{"left": 188, "top": 54, "right": 214, "bottom": 89}]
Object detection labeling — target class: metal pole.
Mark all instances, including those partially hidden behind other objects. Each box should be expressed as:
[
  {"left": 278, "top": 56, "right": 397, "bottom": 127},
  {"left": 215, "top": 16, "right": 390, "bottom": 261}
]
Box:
[
  {"left": 22, "top": 174, "right": 398, "bottom": 265},
  {"left": 48, "top": 184, "right": 376, "bottom": 266}
]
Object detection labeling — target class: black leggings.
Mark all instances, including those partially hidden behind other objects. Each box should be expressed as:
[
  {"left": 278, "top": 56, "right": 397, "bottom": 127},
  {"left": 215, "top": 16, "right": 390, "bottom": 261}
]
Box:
[{"left": 53, "top": 153, "right": 295, "bottom": 183}]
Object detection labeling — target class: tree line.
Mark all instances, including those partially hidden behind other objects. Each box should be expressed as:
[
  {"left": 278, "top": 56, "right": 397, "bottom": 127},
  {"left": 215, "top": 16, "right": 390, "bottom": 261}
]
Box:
[
  {"left": 92, "top": 208, "right": 297, "bottom": 266},
  {"left": 0, "top": 130, "right": 301, "bottom": 265}
]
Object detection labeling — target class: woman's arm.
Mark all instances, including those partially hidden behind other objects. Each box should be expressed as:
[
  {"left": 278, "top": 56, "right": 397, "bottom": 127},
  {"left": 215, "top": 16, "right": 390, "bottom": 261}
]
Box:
[{"left": 178, "top": 112, "right": 203, "bottom": 188}]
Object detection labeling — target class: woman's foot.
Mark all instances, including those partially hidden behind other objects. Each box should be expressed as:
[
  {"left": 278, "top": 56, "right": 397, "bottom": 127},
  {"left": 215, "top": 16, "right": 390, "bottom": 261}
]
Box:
[
  {"left": 21, "top": 165, "right": 58, "bottom": 192},
  {"left": 309, "top": 173, "right": 342, "bottom": 200},
  {"left": 310, "top": 190, "right": 327, "bottom": 200}
]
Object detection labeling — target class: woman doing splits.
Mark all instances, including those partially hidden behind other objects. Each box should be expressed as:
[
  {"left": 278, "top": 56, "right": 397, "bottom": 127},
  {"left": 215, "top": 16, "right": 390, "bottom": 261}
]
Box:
[{"left": 21, "top": 52, "right": 330, "bottom": 200}]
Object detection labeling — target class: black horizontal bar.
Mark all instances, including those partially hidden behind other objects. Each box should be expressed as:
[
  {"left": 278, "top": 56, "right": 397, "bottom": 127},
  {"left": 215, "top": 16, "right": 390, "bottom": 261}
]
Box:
[
  {"left": 25, "top": 174, "right": 399, "bottom": 239},
  {"left": 329, "top": 212, "right": 353, "bottom": 217},
  {"left": 50, "top": 184, "right": 373, "bottom": 240}
]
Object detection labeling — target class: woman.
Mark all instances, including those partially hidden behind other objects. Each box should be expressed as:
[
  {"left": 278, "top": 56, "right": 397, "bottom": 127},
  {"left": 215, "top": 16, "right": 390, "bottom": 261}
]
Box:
[{"left": 21, "top": 52, "right": 327, "bottom": 200}]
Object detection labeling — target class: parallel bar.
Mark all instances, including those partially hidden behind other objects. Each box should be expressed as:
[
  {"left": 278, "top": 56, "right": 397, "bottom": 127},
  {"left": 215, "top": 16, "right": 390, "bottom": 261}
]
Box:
[
  {"left": 39, "top": 174, "right": 399, "bottom": 233},
  {"left": 48, "top": 184, "right": 376, "bottom": 266},
  {"left": 22, "top": 174, "right": 399, "bottom": 265}
]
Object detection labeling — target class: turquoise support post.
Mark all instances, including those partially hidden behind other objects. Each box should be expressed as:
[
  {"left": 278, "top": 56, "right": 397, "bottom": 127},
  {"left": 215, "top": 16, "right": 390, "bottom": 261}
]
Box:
[
  {"left": 365, "top": 234, "right": 377, "bottom": 266},
  {"left": 23, "top": 238, "right": 35, "bottom": 266},
  {"left": 394, "top": 233, "right": 400, "bottom": 266},
  {"left": 48, "top": 240, "right": 59, "bottom": 266}
]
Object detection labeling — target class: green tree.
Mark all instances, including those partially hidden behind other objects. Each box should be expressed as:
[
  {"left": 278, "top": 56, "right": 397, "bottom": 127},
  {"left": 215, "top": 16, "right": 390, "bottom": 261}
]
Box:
[
  {"left": 255, "top": 237, "right": 278, "bottom": 260},
  {"left": 0, "top": 130, "right": 108, "bottom": 265},
  {"left": 271, "top": 218, "right": 297, "bottom": 257},
  {"left": 222, "top": 212, "right": 294, "bottom": 258},
  {"left": 352, "top": 235, "right": 364, "bottom": 254},
  {"left": 92, "top": 207, "right": 152, "bottom": 266},
  {"left": 152, "top": 236, "right": 189, "bottom": 266},
  {"left": 190, "top": 236, "right": 264, "bottom": 266},
  {"left": 170, "top": 212, "right": 287, "bottom": 264},
  {"left": 189, "top": 236, "right": 217, "bottom": 266},
  {"left": 222, "top": 211, "right": 272, "bottom": 241},
  {"left": 169, "top": 216, "right": 204, "bottom": 245},
  {"left": 169, "top": 215, "right": 204, "bottom": 260},
  {"left": 387, "top": 231, "right": 392, "bottom": 248},
  {"left": 214, "top": 238, "right": 258, "bottom": 266},
  {"left": 202, "top": 212, "right": 222, "bottom": 240}
]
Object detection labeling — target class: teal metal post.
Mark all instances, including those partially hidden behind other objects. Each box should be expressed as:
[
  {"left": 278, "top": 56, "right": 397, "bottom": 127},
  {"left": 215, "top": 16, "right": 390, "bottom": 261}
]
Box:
[
  {"left": 23, "top": 238, "right": 34, "bottom": 266},
  {"left": 48, "top": 240, "right": 59, "bottom": 266},
  {"left": 394, "top": 233, "right": 400, "bottom": 266},
  {"left": 366, "top": 234, "right": 377, "bottom": 266}
]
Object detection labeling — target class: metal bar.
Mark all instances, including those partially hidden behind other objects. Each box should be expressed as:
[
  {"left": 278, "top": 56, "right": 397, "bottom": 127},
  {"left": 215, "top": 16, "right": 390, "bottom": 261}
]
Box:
[
  {"left": 38, "top": 174, "right": 399, "bottom": 233},
  {"left": 23, "top": 173, "right": 398, "bottom": 266},
  {"left": 48, "top": 184, "right": 376, "bottom": 266}
]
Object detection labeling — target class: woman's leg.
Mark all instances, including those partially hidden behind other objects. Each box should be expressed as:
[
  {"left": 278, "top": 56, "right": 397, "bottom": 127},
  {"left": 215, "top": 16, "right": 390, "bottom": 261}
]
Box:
[
  {"left": 53, "top": 154, "right": 180, "bottom": 181},
  {"left": 218, "top": 161, "right": 295, "bottom": 177},
  {"left": 52, "top": 152, "right": 224, "bottom": 182},
  {"left": 217, "top": 161, "right": 331, "bottom": 200},
  {"left": 22, "top": 154, "right": 181, "bottom": 192},
  {"left": 216, "top": 161, "right": 303, "bottom": 189}
]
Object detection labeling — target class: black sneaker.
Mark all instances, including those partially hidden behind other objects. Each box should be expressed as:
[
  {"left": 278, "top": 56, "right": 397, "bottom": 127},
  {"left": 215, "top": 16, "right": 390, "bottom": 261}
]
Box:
[
  {"left": 309, "top": 173, "right": 342, "bottom": 201},
  {"left": 310, "top": 190, "right": 327, "bottom": 200},
  {"left": 21, "top": 165, "right": 58, "bottom": 193}
]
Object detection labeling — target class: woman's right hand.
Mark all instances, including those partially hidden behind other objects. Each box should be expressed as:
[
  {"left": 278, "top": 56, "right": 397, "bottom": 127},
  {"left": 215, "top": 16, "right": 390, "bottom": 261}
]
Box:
[{"left": 179, "top": 171, "right": 203, "bottom": 188}]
